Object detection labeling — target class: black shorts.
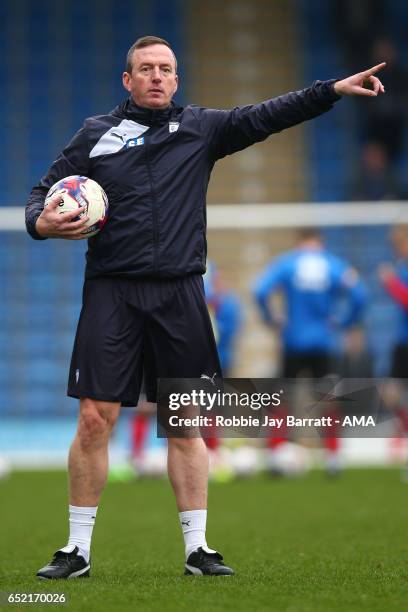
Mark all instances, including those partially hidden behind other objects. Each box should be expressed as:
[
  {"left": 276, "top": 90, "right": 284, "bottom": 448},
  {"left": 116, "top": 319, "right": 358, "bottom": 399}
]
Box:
[
  {"left": 391, "top": 343, "right": 408, "bottom": 379},
  {"left": 282, "top": 351, "right": 331, "bottom": 378},
  {"left": 141, "top": 335, "right": 160, "bottom": 403},
  {"left": 67, "top": 275, "right": 221, "bottom": 407}
]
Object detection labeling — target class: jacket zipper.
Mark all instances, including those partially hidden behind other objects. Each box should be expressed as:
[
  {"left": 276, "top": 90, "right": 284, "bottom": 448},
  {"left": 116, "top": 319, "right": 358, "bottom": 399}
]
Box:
[{"left": 144, "top": 132, "right": 159, "bottom": 274}]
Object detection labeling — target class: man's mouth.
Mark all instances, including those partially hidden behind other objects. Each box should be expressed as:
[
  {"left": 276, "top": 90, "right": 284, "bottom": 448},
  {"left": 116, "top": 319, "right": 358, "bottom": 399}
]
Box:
[{"left": 149, "top": 89, "right": 164, "bottom": 94}]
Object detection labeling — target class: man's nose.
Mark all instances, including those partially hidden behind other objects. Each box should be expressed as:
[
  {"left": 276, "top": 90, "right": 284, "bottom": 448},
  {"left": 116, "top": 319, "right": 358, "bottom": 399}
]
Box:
[{"left": 151, "top": 67, "right": 161, "bottom": 81}]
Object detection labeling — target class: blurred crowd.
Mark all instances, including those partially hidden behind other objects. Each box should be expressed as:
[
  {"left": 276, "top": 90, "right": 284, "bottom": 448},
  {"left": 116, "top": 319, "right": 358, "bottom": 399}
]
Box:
[{"left": 335, "top": 1, "right": 408, "bottom": 200}]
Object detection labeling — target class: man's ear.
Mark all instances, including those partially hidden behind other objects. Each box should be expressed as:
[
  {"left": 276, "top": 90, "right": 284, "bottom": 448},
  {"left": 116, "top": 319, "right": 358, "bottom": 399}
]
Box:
[
  {"left": 173, "top": 74, "right": 178, "bottom": 96},
  {"left": 122, "top": 72, "right": 131, "bottom": 92}
]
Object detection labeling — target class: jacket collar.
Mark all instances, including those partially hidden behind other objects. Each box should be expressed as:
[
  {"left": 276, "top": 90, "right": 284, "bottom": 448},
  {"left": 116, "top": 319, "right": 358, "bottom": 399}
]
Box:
[{"left": 111, "top": 97, "right": 182, "bottom": 125}]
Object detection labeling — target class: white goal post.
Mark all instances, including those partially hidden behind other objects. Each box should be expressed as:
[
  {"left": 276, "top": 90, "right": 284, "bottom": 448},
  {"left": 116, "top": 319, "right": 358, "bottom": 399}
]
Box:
[{"left": 1, "top": 202, "right": 408, "bottom": 231}]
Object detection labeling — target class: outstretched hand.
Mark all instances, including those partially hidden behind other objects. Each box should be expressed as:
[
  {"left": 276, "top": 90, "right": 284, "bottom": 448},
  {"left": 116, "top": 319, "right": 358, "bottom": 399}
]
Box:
[
  {"left": 334, "top": 62, "right": 386, "bottom": 97},
  {"left": 35, "top": 192, "right": 89, "bottom": 239}
]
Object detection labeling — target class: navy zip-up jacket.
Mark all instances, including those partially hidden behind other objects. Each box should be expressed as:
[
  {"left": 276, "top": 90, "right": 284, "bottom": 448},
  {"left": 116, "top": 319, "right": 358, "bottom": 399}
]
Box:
[{"left": 25, "top": 80, "right": 340, "bottom": 279}]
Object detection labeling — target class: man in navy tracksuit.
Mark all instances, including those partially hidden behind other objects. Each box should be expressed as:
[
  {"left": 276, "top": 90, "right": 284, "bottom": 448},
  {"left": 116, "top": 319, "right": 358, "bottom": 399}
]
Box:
[{"left": 26, "top": 36, "right": 385, "bottom": 579}]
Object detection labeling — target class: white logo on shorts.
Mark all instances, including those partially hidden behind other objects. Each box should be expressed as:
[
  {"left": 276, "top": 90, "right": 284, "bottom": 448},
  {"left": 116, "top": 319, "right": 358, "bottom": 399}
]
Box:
[
  {"left": 200, "top": 373, "right": 217, "bottom": 386},
  {"left": 75, "top": 369, "right": 80, "bottom": 384}
]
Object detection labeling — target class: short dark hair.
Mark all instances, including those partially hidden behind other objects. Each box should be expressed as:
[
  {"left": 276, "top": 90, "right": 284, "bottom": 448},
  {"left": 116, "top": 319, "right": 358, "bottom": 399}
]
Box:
[
  {"left": 297, "top": 227, "right": 322, "bottom": 242},
  {"left": 125, "top": 36, "right": 177, "bottom": 73}
]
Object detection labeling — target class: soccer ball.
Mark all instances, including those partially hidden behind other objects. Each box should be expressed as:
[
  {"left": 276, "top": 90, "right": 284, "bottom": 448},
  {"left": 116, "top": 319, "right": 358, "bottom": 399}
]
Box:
[{"left": 45, "top": 175, "right": 108, "bottom": 237}]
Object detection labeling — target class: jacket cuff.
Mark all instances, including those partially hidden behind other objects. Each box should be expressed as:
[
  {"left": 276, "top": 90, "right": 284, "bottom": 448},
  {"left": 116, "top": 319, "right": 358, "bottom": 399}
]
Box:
[
  {"left": 325, "top": 79, "right": 342, "bottom": 102},
  {"left": 26, "top": 212, "right": 47, "bottom": 240}
]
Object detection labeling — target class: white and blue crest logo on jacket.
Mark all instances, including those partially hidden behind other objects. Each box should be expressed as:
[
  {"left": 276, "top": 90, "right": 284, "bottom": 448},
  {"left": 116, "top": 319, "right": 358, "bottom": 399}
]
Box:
[{"left": 169, "top": 121, "right": 180, "bottom": 133}]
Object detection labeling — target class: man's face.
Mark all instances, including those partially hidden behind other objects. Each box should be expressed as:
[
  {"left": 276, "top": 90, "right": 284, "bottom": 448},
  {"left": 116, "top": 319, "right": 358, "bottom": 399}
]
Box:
[{"left": 122, "top": 44, "right": 178, "bottom": 109}]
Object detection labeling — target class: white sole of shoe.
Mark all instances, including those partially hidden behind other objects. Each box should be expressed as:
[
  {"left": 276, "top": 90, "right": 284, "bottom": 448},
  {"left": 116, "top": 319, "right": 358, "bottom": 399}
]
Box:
[
  {"left": 37, "top": 564, "right": 90, "bottom": 580},
  {"left": 185, "top": 564, "right": 203, "bottom": 575}
]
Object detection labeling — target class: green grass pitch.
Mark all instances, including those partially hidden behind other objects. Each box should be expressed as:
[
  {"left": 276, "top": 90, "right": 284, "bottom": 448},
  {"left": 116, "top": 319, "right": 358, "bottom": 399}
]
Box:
[{"left": 1, "top": 469, "right": 408, "bottom": 611}]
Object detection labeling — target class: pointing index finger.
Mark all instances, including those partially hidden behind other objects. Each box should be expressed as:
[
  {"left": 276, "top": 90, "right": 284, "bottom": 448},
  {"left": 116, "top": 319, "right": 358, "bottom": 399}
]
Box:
[{"left": 363, "top": 62, "right": 386, "bottom": 76}]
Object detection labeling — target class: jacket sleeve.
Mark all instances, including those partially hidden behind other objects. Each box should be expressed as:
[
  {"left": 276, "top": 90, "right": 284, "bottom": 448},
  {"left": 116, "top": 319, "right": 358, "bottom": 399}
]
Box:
[
  {"left": 203, "top": 79, "right": 341, "bottom": 160},
  {"left": 25, "top": 123, "right": 91, "bottom": 240}
]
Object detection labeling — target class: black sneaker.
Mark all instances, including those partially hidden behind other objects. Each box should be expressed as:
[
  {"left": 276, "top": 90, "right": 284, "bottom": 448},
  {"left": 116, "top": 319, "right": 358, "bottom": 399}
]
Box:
[
  {"left": 185, "top": 546, "right": 234, "bottom": 576},
  {"left": 37, "top": 546, "right": 90, "bottom": 580}
]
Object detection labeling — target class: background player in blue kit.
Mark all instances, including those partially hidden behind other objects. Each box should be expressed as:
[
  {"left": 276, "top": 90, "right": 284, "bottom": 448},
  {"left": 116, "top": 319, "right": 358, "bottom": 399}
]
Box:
[
  {"left": 380, "top": 226, "right": 408, "bottom": 379},
  {"left": 379, "top": 226, "right": 408, "bottom": 459},
  {"left": 254, "top": 228, "right": 367, "bottom": 377},
  {"left": 253, "top": 228, "right": 367, "bottom": 473}
]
